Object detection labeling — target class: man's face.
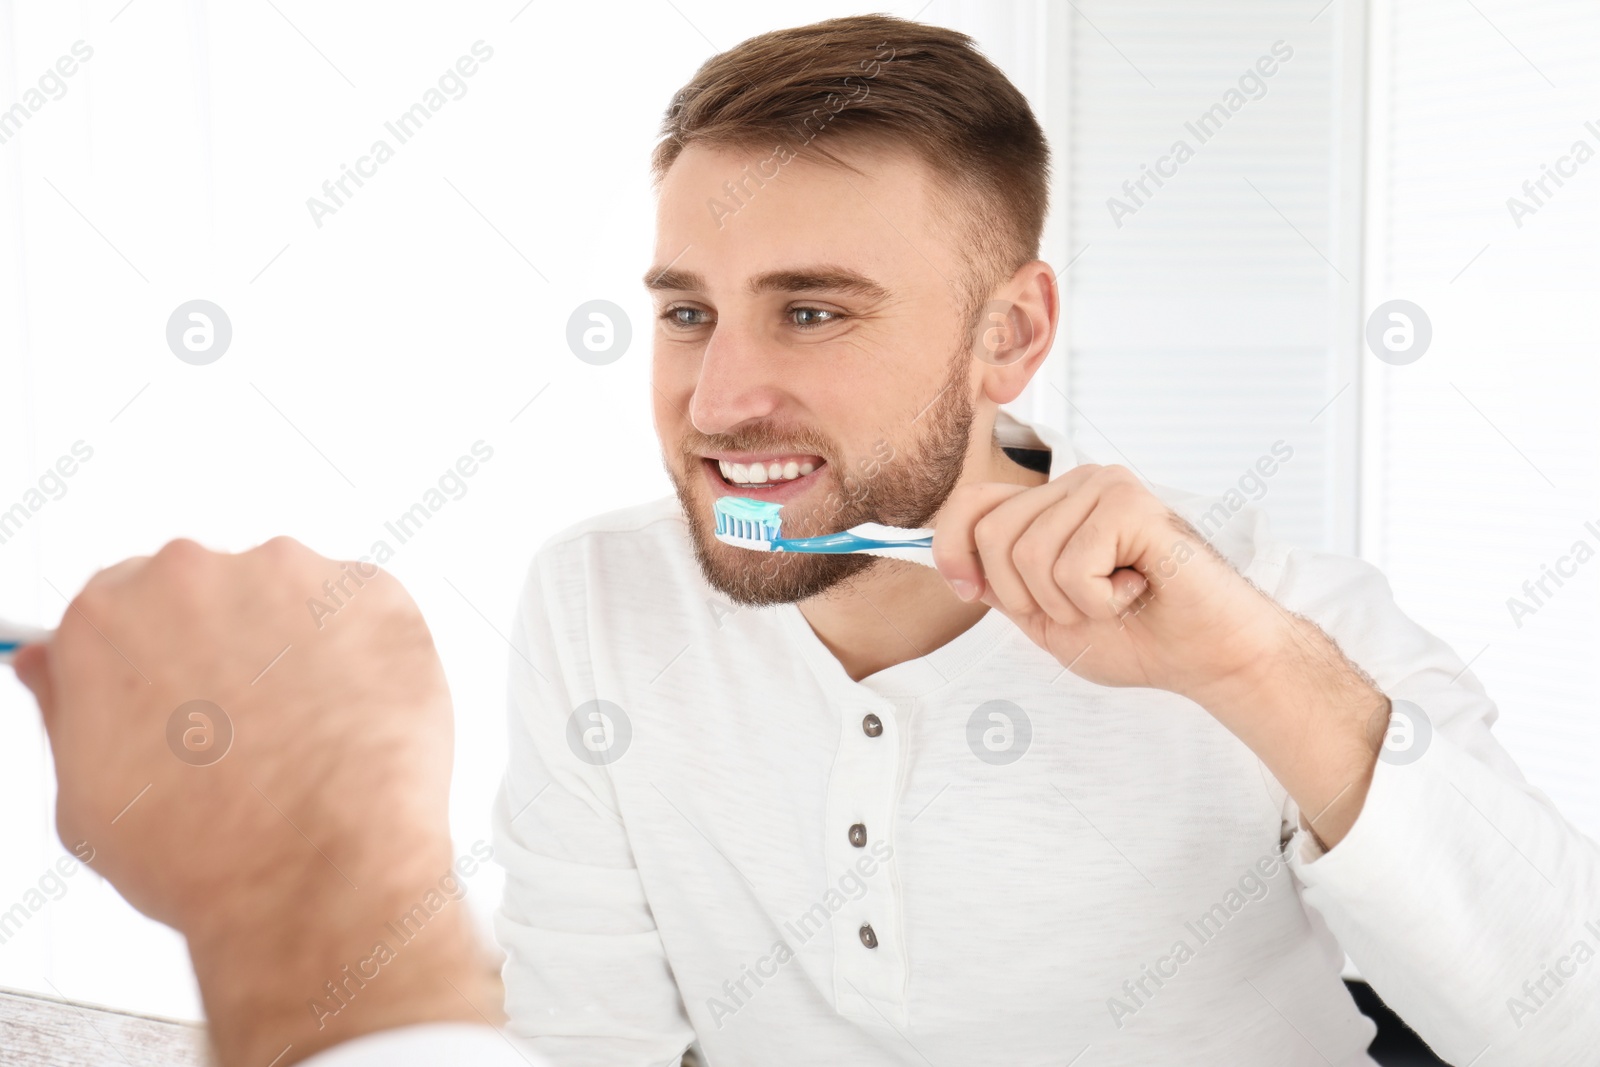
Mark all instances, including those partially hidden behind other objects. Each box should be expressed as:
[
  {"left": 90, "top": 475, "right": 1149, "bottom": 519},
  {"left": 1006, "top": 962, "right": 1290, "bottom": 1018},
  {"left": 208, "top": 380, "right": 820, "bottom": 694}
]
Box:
[{"left": 647, "top": 142, "right": 982, "bottom": 606}]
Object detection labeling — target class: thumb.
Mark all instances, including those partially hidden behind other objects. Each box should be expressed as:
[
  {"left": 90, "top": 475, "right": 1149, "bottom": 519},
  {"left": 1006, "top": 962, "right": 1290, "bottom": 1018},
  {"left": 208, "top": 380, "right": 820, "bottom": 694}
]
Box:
[
  {"left": 1105, "top": 566, "right": 1150, "bottom": 618},
  {"left": 12, "top": 642, "right": 56, "bottom": 722}
]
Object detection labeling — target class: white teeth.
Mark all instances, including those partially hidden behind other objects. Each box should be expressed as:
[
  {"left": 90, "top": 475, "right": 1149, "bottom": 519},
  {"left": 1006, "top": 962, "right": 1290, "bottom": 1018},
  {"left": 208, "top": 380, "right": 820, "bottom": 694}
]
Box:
[{"left": 715, "top": 458, "right": 820, "bottom": 484}]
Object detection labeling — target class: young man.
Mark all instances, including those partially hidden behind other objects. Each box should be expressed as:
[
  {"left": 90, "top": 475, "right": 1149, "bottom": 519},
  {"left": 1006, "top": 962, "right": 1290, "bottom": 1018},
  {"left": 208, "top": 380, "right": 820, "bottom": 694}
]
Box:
[
  {"left": 472, "top": 14, "right": 1598, "bottom": 1067},
  {"left": 14, "top": 13, "right": 1598, "bottom": 1067}
]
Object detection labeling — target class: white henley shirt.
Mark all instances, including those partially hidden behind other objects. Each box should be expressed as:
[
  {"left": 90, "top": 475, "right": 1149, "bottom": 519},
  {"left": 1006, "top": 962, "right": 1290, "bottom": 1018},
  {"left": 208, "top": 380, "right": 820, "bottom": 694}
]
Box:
[{"left": 309, "top": 408, "right": 1600, "bottom": 1067}]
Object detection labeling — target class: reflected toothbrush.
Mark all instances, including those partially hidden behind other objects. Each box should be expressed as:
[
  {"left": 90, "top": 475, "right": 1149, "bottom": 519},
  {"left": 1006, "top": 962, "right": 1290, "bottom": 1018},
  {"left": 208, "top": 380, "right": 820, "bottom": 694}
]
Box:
[
  {"left": 712, "top": 496, "right": 936, "bottom": 568},
  {"left": 0, "top": 619, "right": 52, "bottom": 666}
]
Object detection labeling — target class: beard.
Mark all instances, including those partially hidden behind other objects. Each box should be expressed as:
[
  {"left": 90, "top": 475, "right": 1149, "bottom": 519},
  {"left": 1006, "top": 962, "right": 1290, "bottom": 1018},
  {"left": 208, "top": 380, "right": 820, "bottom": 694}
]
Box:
[{"left": 665, "top": 349, "right": 975, "bottom": 607}]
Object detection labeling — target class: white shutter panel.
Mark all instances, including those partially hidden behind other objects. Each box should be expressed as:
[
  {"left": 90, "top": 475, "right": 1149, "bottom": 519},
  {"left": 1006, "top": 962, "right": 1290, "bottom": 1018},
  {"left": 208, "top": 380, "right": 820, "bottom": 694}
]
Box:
[
  {"left": 1363, "top": 0, "right": 1600, "bottom": 837},
  {"left": 1058, "top": 2, "right": 1362, "bottom": 553}
]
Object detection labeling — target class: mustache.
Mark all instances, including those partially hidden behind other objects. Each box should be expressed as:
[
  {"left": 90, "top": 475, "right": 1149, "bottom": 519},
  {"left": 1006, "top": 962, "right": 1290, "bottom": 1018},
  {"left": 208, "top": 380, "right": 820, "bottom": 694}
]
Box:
[{"left": 679, "top": 427, "right": 834, "bottom": 459}]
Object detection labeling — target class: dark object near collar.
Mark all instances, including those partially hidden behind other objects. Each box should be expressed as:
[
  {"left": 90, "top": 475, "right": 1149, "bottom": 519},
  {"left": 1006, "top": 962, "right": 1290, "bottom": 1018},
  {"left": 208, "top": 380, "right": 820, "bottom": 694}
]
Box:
[{"left": 1002, "top": 445, "right": 1052, "bottom": 474}]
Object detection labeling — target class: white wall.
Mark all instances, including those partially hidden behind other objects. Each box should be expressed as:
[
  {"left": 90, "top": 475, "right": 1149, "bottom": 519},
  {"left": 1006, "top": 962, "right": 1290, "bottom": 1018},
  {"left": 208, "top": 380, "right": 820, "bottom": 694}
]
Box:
[
  {"left": 0, "top": 0, "right": 931, "bottom": 1021},
  {"left": 1361, "top": 0, "right": 1600, "bottom": 837}
]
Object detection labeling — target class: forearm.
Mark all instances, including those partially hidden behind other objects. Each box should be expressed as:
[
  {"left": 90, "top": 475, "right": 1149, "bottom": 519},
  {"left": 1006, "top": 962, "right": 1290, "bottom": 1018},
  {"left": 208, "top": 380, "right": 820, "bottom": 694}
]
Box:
[
  {"left": 1192, "top": 607, "right": 1389, "bottom": 849},
  {"left": 186, "top": 857, "right": 502, "bottom": 1066},
  {"left": 1291, "top": 716, "right": 1600, "bottom": 1059}
]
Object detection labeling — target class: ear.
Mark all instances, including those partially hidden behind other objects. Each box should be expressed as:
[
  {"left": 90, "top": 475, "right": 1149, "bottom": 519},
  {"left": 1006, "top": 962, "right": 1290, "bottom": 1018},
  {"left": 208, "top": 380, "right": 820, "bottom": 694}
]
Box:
[{"left": 968, "top": 261, "right": 1059, "bottom": 405}]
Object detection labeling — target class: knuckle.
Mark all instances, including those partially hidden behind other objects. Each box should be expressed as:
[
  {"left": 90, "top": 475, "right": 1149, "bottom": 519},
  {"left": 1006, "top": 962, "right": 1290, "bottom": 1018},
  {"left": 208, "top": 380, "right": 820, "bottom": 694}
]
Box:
[
  {"left": 1106, "top": 468, "right": 1147, "bottom": 500},
  {"left": 364, "top": 567, "right": 416, "bottom": 613},
  {"left": 1100, "top": 463, "right": 1133, "bottom": 482},
  {"left": 1051, "top": 552, "right": 1078, "bottom": 590},
  {"left": 152, "top": 537, "right": 208, "bottom": 569},
  {"left": 255, "top": 536, "right": 334, "bottom": 591},
  {"left": 71, "top": 572, "right": 115, "bottom": 620},
  {"left": 149, "top": 538, "right": 215, "bottom": 597},
  {"left": 1111, "top": 477, "right": 1146, "bottom": 502},
  {"left": 1012, "top": 530, "right": 1057, "bottom": 574},
  {"left": 971, "top": 514, "right": 1006, "bottom": 555},
  {"left": 256, "top": 534, "right": 311, "bottom": 564}
]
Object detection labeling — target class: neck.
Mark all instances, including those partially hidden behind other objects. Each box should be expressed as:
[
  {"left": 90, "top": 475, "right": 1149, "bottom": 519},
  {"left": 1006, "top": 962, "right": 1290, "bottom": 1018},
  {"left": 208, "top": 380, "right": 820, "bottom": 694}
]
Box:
[{"left": 797, "top": 435, "right": 1048, "bottom": 682}]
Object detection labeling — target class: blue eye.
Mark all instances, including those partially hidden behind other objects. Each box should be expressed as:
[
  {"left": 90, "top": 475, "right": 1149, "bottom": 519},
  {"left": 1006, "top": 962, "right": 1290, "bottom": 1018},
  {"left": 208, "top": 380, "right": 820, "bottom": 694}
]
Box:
[
  {"left": 791, "top": 307, "right": 839, "bottom": 329},
  {"left": 658, "top": 305, "right": 842, "bottom": 331},
  {"left": 661, "top": 306, "right": 710, "bottom": 328}
]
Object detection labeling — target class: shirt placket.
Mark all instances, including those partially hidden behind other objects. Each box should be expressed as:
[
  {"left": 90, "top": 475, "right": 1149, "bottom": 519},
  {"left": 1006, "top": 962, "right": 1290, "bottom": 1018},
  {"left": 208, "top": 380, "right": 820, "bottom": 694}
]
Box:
[{"left": 825, "top": 693, "right": 910, "bottom": 1028}]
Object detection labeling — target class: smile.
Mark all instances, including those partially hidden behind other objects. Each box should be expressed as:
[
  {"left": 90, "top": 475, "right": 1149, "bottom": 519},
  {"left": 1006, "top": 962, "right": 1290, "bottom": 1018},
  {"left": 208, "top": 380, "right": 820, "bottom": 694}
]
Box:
[{"left": 700, "top": 453, "right": 827, "bottom": 503}]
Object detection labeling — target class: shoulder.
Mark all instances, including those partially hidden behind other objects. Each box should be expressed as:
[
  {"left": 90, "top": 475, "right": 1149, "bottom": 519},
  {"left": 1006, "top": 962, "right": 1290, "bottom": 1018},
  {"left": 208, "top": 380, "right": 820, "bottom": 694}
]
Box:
[
  {"left": 518, "top": 495, "right": 710, "bottom": 613},
  {"left": 533, "top": 495, "right": 688, "bottom": 560}
]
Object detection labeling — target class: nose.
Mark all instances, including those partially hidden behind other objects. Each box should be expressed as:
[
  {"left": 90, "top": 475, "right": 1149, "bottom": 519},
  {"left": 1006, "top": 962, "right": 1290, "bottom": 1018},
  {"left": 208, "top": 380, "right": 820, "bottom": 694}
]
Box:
[{"left": 687, "top": 318, "right": 782, "bottom": 437}]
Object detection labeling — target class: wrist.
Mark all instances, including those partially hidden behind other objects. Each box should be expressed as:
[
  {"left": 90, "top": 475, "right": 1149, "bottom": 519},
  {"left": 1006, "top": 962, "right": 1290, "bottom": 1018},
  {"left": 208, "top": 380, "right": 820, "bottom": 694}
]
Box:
[
  {"left": 1192, "top": 609, "right": 1388, "bottom": 848},
  {"left": 1177, "top": 590, "right": 1292, "bottom": 716},
  {"left": 185, "top": 846, "right": 501, "bottom": 1067}
]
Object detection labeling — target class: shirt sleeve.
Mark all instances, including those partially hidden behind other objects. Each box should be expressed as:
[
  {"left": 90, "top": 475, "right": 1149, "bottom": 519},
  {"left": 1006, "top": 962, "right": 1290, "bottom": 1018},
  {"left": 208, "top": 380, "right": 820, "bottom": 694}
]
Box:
[
  {"left": 487, "top": 550, "right": 697, "bottom": 1067},
  {"left": 1271, "top": 543, "right": 1600, "bottom": 1064},
  {"left": 297, "top": 1024, "right": 547, "bottom": 1066}
]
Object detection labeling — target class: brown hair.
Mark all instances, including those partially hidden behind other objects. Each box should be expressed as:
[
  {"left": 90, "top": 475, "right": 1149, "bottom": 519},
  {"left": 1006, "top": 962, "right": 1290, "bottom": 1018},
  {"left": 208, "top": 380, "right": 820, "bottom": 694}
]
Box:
[{"left": 650, "top": 13, "right": 1051, "bottom": 324}]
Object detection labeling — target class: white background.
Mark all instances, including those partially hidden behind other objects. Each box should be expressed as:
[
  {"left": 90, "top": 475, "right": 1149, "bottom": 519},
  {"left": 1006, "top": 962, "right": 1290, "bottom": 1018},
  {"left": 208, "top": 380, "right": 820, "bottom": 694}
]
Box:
[{"left": 0, "top": 0, "right": 1596, "bottom": 1023}]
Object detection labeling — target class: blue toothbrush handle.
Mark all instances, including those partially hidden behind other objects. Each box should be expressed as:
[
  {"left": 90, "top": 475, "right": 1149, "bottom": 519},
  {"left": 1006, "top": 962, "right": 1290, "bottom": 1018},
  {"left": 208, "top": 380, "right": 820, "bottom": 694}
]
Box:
[
  {"left": 769, "top": 529, "right": 938, "bottom": 568},
  {"left": 775, "top": 533, "right": 932, "bottom": 553}
]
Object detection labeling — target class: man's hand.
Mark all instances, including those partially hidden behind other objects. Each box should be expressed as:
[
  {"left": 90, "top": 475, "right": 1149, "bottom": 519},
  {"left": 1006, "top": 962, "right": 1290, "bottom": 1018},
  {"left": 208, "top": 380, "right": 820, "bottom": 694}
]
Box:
[
  {"left": 932, "top": 465, "right": 1390, "bottom": 848},
  {"left": 12, "top": 537, "right": 501, "bottom": 1066},
  {"left": 932, "top": 464, "right": 1284, "bottom": 701}
]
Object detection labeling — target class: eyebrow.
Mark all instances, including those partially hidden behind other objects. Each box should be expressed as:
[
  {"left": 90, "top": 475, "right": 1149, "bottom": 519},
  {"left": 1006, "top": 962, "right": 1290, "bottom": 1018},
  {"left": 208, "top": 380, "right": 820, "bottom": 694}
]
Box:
[{"left": 642, "top": 264, "right": 890, "bottom": 302}]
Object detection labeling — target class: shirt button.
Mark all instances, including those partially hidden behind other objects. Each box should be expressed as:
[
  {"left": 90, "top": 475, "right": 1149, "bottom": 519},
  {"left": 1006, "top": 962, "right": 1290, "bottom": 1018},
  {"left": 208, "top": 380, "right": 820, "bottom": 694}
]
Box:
[
  {"left": 859, "top": 923, "right": 878, "bottom": 949},
  {"left": 862, "top": 714, "right": 883, "bottom": 737},
  {"left": 848, "top": 823, "right": 867, "bottom": 847}
]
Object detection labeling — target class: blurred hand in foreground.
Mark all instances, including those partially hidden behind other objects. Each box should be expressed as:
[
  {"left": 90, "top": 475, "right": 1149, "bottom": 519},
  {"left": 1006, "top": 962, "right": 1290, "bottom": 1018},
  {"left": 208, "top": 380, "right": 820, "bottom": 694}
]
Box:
[{"left": 13, "top": 536, "right": 501, "bottom": 1066}]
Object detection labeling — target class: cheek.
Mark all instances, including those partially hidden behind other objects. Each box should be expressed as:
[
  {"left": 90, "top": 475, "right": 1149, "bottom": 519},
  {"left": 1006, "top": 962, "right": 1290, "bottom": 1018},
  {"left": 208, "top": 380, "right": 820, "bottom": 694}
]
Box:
[{"left": 651, "top": 349, "right": 694, "bottom": 424}]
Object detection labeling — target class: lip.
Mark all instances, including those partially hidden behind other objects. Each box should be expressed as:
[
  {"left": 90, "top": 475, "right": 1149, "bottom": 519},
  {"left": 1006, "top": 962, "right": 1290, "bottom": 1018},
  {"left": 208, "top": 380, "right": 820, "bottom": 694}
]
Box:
[
  {"left": 701, "top": 450, "right": 824, "bottom": 465},
  {"left": 699, "top": 456, "right": 827, "bottom": 507}
]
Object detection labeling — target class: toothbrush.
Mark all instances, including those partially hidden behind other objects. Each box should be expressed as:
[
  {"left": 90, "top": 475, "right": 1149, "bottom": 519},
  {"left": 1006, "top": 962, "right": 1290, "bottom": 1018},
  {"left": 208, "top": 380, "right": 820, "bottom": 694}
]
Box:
[
  {"left": 712, "top": 496, "right": 936, "bottom": 568},
  {"left": 0, "top": 619, "right": 52, "bottom": 666}
]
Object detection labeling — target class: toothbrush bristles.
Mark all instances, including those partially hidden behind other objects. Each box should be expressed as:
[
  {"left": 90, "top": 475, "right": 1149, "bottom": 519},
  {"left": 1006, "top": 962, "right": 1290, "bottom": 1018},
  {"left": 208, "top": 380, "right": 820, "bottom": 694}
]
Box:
[{"left": 712, "top": 496, "right": 784, "bottom": 542}]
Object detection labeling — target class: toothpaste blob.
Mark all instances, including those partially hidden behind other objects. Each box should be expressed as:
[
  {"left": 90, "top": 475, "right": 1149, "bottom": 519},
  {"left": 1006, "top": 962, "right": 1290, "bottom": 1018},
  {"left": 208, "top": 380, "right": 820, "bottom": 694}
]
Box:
[
  {"left": 710, "top": 496, "right": 937, "bottom": 568},
  {"left": 712, "top": 496, "right": 783, "bottom": 543}
]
